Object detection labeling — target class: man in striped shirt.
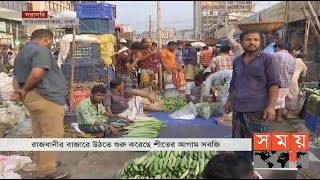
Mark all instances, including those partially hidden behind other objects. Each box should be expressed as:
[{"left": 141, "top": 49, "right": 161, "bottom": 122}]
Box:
[{"left": 200, "top": 46, "right": 212, "bottom": 69}]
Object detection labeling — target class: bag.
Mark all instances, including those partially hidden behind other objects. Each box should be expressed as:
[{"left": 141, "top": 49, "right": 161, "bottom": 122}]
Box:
[
  {"left": 196, "top": 102, "right": 213, "bottom": 119},
  {"left": 169, "top": 102, "right": 198, "bottom": 120},
  {"left": 210, "top": 102, "right": 225, "bottom": 118}
]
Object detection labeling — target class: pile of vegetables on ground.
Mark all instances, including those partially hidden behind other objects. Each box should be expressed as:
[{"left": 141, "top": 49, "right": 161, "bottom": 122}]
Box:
[
  {"left": 116, "top": 151, "right": 217, "bottom": 179},
  {"left": 303, "top": 88, "right": 320, "bottom": 115},
  {"left": 163, "top": 98, "right": 188, "bottom": 112},
  {"left": 123, "top": 117, "right": 166, "bottom": 138}
]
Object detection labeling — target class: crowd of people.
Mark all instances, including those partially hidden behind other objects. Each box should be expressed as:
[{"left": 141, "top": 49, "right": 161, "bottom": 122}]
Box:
[{"left": 8, "top": 28, "right": 309, "bottom": 179}]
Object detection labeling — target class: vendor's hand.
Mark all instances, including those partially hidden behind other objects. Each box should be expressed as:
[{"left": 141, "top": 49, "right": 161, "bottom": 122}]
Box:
[
  {"left": 151, "top": 50, "right": 158, "bottom": 55},
  {"left": 148, "top": 95, "right": 156, "bottom": 103},
  {"left": 9, "top": 92, "right": 22, "bottom": 102},
  {"left": 202, "top": 95, "right": 209, "bottom": 102},
  {"left": 263, "top": 106, "right": 276, "bottom": 121},
  {"left": 16, "top": 89, "right": 28, "bottom": 100},
  {"left": 224, "top": 100, "right": 232, "bottom": 114},
  {"left": 108, "top": 125, "right": 118, "bottom": 134}
]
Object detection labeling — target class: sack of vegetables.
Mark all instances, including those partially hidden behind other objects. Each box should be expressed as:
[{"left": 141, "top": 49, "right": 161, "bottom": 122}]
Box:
[{"left": 196, "top": 102, "right": 225, "bottom": 119}]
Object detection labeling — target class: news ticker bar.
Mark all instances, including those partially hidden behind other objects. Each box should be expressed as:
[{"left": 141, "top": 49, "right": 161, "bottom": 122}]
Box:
[
  {"left": 22, "top": 18, "right": 79, "bottom": 26},
  {"left": 0, "top": 138, "right": 251, "bottom": 152}
]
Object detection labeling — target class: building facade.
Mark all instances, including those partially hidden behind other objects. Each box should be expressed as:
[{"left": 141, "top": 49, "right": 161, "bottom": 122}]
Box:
[
  {"left": 0, "top": 1, "right": 30, "bottom": 48},
  {"left": 193, "top": 1, "right": 255, "bottom": 40},
  {"left": 29, "top": 1, "right": 74, "bottom": 47}
]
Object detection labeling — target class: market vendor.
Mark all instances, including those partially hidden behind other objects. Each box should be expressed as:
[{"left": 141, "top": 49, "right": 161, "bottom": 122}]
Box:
[
  {"left": 202, "top": 70, "right": 233, "bottom": 104},
  {"left": 76, "top": 85, "right": 130, "bottom": 135},
  {"left": 185, "top": 74, "right": 204, "bottom": 103},
  {"left": 104, "top": 78, "right": 156, "bottom": 121}
]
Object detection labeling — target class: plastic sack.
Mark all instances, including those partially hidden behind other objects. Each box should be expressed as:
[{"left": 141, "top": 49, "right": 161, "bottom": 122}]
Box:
[
  {"left": 196, "top": 102, "right": 213, "bottom": 119},
  {"left": 5, "top": 118, "right": 32, "bottom": 138},
  {"left": 0, "top": 155, "right": 33, "bottom": 179},
  {"left": 210, "top": 102, "right": 225, "bottom": 118},
  {"left": 169, "top": 102, "right": 198, "bottom": 120}
]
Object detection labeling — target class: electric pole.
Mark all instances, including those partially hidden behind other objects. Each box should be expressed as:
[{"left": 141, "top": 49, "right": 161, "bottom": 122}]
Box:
[
  {"left": 157, "top": 1, "right": 163, "bottom": 91},
  {"left": 149, "top": 14, "right": 152, "bottom": 38}
]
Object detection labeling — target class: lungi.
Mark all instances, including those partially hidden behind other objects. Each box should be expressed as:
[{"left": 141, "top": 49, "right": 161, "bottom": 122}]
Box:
[
  {"left": 232, "top": 111, "right": 269, "bottom": 162},
  {"left": 184, "top": 64, "right": 196, "bottom": 80},
  {"left": 140, "top": 69, "right": 153, "bottom": 87},
  {"left": 118, "top": 96, "right": 144, "bottom": 120},
  {"left": 79, "top": 119, "right": 129, "bottom": 134},
  {"left": 275, "top": 88, "right": 289, "bottom": 109},
  {"left": 116, "top": 72, "right": 134, "bottom": 93}
]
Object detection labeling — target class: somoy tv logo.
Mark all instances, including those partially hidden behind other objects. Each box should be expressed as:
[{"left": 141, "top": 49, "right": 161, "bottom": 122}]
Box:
[{"left": 253, "top": 133, "right": 309, "bottom": 169}]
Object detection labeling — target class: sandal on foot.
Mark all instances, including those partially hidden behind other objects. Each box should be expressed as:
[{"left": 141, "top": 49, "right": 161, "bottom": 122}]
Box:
[
  {"left": 37, "top": 171, "right": 70, "bottom": 179},
  {"left": 23, "top": 161, "right": 62, "bottom": 172}
]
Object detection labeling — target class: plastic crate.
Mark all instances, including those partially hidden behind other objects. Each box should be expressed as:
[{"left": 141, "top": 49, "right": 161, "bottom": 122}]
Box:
[
  {"left": 301, "top": 82, "right": 319, "bottom": 88},
  {"left": 78, "top": 19, "right": 115, "bottom": 34},
  {"left": 305, "top": 112, "right": 317, "bottom": 132},
  {"left": 315, "top": 117, "right": 320, "bottom": 135},
  {"left": 75, "top": 3, "right": 114, "bottom": 19},
  {"left": 68, "top": 43, "right": 101, "bottom": 59},
  {"left": 107, "top": 20, "right": 115, "bottom": 34},
  {"left": 305, "top": 61, "right": 320, "bottom": 82},
  {"left": 61, "top": 58, "right": 104, "bottom": 83}
]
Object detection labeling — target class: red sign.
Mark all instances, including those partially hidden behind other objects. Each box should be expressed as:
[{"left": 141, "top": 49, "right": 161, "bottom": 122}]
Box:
[
  {"left": 253, "top": 132, "right": 309, "bottom": 151},
  {"left": 22, "top": 11, "right": 48, "bottom": 18},
  {"left": 271, "top": 133, "right": 291, "bottom": 151},
  {"left": 253, "top": 133, "right": 272, "bottom": 150},
  {"left": 291, "top": 132, "right": 309, "bottom": 151}
]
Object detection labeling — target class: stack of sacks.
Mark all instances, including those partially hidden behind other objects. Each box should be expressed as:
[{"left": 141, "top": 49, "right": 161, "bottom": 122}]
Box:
[
  {"left": 0, "top": 73, "right": 14, "bottom": 101},
  {"left": 87, "top": 34, "right": 116, "bottom": 66}
]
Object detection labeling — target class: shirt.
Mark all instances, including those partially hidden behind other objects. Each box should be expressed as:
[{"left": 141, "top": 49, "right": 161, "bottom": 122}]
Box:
[
  {"left": 76, "top": 97, "right": 107, "bottom": 125},
  {"left": 185, "top": 82, "right": 203, "bottom": 97},
  {"left": 273, "top": 50, "right": 296, "bottom": 88},
  {"left": 104, "top": 90, "right": 130, "bottom": 114},
  {"left": 228, "top": 51, "right": 281, "bottom": 112},
  {"left": 138, "top": 49, "right": 159, "bottom": 73},
  {"left": 200, "top": 50, "right": 213, "bottom": 67},
  {"left": 14, "top": 42, "right": 67, "bottom": 105},
  {"left": 183, "top": 48, "right": 197, "bottom": 65},
  {"left": 161, "top": 49, "right": 177, "bottom": 71},
  {"left": 203, "top": 70, "right": 233, "bottom": 96},
  {"left": 174, "top": 49, "right": 183, "bottom": 65},
  {"left": 211, "top": 54, "right": 233, "bottom": 72}
]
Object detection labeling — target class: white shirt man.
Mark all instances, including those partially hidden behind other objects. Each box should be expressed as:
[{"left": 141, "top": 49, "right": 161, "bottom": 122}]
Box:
[{"left": 202, "top": 70, "right": 233, "bottom": 104}]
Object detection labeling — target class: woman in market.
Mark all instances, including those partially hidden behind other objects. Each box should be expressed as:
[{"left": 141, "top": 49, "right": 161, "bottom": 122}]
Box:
[
  {"left": 104, "top": 78, "right": 156, "bottom": 121},
  {"left": 285, "top": 53, "right": 308, "bottom": 118}
]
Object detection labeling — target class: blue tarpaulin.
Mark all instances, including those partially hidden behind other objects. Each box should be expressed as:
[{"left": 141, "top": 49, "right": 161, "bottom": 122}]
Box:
[
  {"left": 150, "top": 112, "right": 224, "bottom": 126},
  {"left": 151, "top": 112, "right": 232, "bottom": 138}
]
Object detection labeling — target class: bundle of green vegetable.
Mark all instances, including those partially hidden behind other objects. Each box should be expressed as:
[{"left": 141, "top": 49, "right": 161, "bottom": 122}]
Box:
[
  {"left": 163, "top": 98, "right": 188, "bottom": 112},
  {"left": 307, "top": 94, "right": 320, "bottom": 115},
  {"left": 123, "top": 118, "right": 166, "bottom": 138},
  {"left": 116, "top": 151, "right": 217, "bottom": 179},
  {"left": 303, "top": 88, "right": 320, "bottom": 96}
]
